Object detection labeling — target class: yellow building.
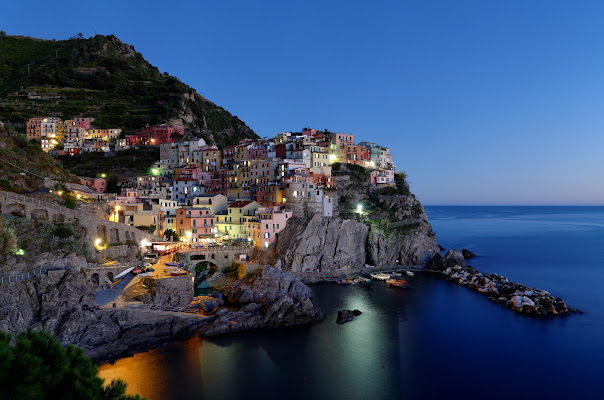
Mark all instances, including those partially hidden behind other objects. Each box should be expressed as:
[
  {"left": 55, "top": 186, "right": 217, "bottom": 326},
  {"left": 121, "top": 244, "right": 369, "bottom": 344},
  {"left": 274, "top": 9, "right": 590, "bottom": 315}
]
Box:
[{"left": 215, "top": 200, "right": 259, "bottom": 240}]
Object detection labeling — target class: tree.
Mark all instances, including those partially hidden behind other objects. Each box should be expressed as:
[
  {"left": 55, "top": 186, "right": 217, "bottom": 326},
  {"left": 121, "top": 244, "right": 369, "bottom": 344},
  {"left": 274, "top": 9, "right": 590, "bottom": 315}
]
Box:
[
  {"left": 163, "top": 229, "right": 179, "bottom": 242},
  {"left": 0, "top": 217, "right": 17, "bottom": 262},
  {"left": 0, "top": 30, "right": 6, "bottom": 38},
  {"left": 0, "top": 329, "right": 144, "bottom": 400}
]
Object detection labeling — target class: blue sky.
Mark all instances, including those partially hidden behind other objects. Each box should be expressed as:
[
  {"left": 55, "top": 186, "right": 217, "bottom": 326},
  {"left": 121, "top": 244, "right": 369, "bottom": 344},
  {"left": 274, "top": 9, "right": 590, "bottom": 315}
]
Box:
[{"left": 2, "top": 0, "right": 603, "bottom": 205}]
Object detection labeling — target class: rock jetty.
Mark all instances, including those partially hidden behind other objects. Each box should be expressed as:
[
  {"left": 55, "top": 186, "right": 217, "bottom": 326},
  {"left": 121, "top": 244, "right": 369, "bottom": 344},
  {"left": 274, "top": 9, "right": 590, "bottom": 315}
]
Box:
[{"left": 428, "top": 250, "right": 579, "bottom": 316}]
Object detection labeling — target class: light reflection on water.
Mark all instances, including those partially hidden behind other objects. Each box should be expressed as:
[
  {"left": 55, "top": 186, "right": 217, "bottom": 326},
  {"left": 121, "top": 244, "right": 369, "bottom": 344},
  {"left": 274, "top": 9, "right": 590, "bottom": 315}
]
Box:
[{"left": 99, "top": 207, "right": 604, "bottom": 399}]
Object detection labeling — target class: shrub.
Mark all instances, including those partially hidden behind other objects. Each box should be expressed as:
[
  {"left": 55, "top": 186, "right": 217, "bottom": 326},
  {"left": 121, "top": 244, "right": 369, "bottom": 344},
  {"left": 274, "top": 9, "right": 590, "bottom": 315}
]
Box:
[
  {"left": 0, "top": 329, "right": 144, "bottom": 400},
  {"left": 64, "top": 197, "right": 76, "bottom": 209}
]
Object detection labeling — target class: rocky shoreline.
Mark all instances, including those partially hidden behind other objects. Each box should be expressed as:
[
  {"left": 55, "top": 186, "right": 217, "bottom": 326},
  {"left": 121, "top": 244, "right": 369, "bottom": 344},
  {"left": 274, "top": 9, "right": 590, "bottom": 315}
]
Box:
[
  {"left": 427, "top": 250, "right": 580, "bottom": 316},
  {"left": 0, "top": 260, "right": 323, "bottom": 363}
]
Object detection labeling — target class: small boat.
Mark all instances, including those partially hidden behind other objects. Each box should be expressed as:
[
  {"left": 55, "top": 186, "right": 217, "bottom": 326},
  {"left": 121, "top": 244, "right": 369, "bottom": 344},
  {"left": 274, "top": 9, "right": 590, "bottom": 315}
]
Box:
[
  {"left": 370, "top": 273, "right": 391, "bottom": 281},
  {"left": 387, "top": 279, "right": 409, "bottom": 288},
  {"left": 132, "top": 268, "right": 142, "bottom": 274},
  {"left": 336, "top": 280, "right": 349, "bottom": 286},
  {"left": 406, "top": 271, "right": 415, "bottom": 276},
  {"left": 170, "top": 270, "right": 188, "bottom": 276},
  {"left": 139, "top": 272, "right": 153, "bottom": 277},
  {"left": 165, "top": 262, "right": 184, "bottom": 268}
]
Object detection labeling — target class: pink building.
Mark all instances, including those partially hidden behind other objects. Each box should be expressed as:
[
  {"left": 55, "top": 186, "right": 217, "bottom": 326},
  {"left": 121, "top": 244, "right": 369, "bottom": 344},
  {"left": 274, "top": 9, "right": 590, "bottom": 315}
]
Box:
[
  {"left": 80, "top": 177, "right": 107, "bottom": 193},
  {"left": 176, "top": 207, "right": 216, "bottom": 243},
  {"left": 370, "top": 169, "right": 395, "bottom": 186},
  {"left": 128, "top": 124, "right": 184, "bottom": 146},
  {"left": 74, "top": 117, "right": 92, "bottom": 130},
  {"left": 248, "top": 144, "right": 268, "bottom": 159},
  {"left": 302, "top": 128, "right": 317, "bottom": 137},
  {"left": 247, "top": 206, "right": 293, "bottom": 249}
]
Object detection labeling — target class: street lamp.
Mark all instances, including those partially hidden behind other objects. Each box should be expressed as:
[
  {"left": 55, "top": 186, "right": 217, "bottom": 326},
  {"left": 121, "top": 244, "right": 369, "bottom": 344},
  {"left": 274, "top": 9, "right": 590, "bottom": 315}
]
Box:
[
  {"left": 95, "top": 238, "right": 102, "bottom": 246},
  {"left": 356, "top": 204, "right": 364, "bottom": 215}
]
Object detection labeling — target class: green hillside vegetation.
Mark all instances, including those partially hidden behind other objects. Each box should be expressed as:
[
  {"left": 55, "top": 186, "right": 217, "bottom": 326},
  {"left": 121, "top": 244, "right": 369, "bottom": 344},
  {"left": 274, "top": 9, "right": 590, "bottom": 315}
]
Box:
[
  {"left": 0, "top": 34, "right": 257, "bottom": 147},
  {"left": 0, "top": 133, "right": 78, "bottom": 192},
  {"left": 59, "top": 146, "right": 160, "bottom": 180}
]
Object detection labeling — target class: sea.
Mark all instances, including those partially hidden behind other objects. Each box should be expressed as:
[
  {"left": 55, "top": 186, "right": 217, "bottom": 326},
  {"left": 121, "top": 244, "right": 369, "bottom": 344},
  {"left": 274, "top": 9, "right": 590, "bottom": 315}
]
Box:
[{"left": 98, "top": 206, "right": 604, "bottom": 400}]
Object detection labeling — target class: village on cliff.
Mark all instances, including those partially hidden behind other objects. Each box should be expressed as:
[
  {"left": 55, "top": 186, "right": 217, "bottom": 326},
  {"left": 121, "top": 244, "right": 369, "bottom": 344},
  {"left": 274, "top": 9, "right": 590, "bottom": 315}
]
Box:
[{"left": 24, "top": 117, "right": 396, "bottom": 250}]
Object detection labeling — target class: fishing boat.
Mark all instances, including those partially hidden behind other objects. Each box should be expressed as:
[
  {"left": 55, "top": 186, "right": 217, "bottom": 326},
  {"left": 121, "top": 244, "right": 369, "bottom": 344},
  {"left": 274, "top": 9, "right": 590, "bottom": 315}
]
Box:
[
  {"left": 387, "top": 279, "right": 409, "bottom": 288},
  {"left": 406, "top": 271, "right": 415, "bottom": 276},
  {"left": 165, "top": 261, "right": 184, "bottom": 268},
  {"left": 370, "top": 273, "right": 391, "bottom": 281},
  {"left": 170, "top": 270, "right": 188, "bottom": 276}
]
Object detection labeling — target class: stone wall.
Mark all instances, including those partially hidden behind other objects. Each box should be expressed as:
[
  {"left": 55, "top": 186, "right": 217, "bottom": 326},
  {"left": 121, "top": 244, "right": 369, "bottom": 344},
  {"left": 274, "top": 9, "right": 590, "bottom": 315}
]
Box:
[
  {"left": 0, "top": 190, "right": 163, "bottom": 246},
  {"left": 143, "top": 275, "right": 194, "bottom": 307}
]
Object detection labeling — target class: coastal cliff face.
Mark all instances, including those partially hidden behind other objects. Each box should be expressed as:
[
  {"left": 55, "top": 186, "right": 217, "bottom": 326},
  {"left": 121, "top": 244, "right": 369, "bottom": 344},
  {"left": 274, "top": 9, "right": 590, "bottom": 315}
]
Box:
[
  {"left": 366, "top": 195, "right": 439, "bottom": 265},
  {"left": 273, "top": 216, "right": 369, "bottom": 272},
  {"left": 272, "top": 192, "right": 439, "bottom": 272}
]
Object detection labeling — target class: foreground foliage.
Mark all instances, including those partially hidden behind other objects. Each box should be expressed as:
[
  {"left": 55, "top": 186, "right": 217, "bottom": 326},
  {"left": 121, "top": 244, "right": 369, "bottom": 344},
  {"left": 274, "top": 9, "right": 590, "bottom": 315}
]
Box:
[{"left": 0, "top": 329, "right": 144, "bottom": 400}]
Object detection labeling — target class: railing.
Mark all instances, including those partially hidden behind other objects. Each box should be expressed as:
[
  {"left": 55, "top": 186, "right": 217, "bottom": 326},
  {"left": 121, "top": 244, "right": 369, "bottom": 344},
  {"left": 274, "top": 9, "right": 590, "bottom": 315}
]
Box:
[
  {"left": 85, "top": 262, "right": 131, "bottom": 269},
  {"left": 0, "top": 267, "right": 50, "bottom": 284}
]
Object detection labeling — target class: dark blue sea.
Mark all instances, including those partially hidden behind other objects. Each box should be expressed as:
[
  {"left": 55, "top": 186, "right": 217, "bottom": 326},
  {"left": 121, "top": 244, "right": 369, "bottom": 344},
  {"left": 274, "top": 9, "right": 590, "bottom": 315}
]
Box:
[{"left": 99, "top": 206, "right": 604, "bottom": 399}]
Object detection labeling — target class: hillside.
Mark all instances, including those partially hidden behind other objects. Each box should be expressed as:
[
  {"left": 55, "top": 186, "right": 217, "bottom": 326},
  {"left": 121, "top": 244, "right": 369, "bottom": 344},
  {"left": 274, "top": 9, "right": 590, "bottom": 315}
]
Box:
[
  {"left": 0, "top": 130, "right": 79, "bottom": 192},
  {"left": 0, "top": 34, "right": 257, "bottom": 147}
]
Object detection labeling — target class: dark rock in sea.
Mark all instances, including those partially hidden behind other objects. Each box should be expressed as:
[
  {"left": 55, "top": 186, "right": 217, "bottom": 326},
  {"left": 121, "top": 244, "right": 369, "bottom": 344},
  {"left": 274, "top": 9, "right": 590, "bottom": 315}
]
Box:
[
  {"left": 426, "top": 249, "right": 467, "bottom": 272},
  {"left": 336, "top": 309, "right": 362, "bottom": 324},
  {"left": 462, "top": 249, "right": 477, "bottom": 259}
]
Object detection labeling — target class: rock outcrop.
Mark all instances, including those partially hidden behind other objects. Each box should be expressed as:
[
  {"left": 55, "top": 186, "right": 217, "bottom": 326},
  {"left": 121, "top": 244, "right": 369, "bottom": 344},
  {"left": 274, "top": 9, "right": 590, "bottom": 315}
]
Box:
[
  {"left": 336, "top": 309, "right": 362, "bottom": 324},
  {"left": 427, "top": 252, "right": 579, "bottom": 316},
  {"left": 0, "top": 262, "right": 323, "bottom": 361},
  {"left": 274, "top": 215, "right": 369, "bottom": 272},
  {"left": 462, "top": 249, "right": 477, "bottom": 259}
]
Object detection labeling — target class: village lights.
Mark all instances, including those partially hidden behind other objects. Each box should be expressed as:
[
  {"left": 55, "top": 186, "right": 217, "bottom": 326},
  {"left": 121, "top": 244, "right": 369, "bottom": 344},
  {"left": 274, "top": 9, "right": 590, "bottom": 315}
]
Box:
[
  {"left": 186, "top": 231, "right": 192, "bottom": 239},
  {"left": 15, "top": 249, "right": 25, "bottom": 256},
  {"left": 356, "top": 204, "right": 364, "bottom": 215},
  {"left": 140, "top": 239, "right": 151, "bottom": 248},
  {"left": 57, "top": 191, "right": 63, "bottom": 196},
  {"left": 151, "top": 168, "right": 160, "bottom": 176},
  {"left": 329, "top": 155, "right": 337, "bottom": 163},
  {"left": 95, "top": 238, "right": 102, "bottom": 246},
  {"left": 115, "top": 205, "right": 121, "bottom": 212},
  {"left": 369, "top": 161, "right": 375, "bottom": 167},
  {"left": 101, "top": 173, "right": 107, "bottom": 178}
]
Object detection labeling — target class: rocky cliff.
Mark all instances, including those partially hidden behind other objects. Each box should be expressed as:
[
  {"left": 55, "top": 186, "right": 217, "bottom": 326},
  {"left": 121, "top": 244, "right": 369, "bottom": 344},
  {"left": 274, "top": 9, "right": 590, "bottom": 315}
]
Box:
[
  {"left": 0, "top": 261, "right": 321, "bottom": 361},
  {"left": 271, "top": 187, "right": 439, "bottom": 272}
]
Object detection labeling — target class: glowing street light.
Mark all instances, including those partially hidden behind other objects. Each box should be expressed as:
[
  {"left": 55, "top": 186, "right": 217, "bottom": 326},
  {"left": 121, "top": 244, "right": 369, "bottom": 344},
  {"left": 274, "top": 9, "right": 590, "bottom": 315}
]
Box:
[
  {"left": 369, "top": 161, "right": 375, "bottom": 168},
  {"left": 95, "top": 238, "right": 102, "bottom": 246},
  {"left": 140, "top": 239, "right": 151, "bottom": 248},
  {"left": 186, "top": 231, "right": 192, "bottom": 239},
  {"left": 115, "top": 205, "right": 121, "bottom": 212},
  {"left": 329, "top": 155, "right": 337, "bottom": 163},
  {"left": 356, "top": 204, "right": 364, "bottom": 215},
  {"left": 100, "top": 173, "right": 107, "bottom": 178},
  {"left": 151, "top": 168, "right": 160, "bottom": 176}
]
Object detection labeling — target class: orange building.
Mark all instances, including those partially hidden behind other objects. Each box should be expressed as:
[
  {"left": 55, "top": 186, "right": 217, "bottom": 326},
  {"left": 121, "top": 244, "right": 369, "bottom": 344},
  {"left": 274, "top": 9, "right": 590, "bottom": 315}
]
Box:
[{"left": 26, "top": 118, "right": 43, "bottom": 140}]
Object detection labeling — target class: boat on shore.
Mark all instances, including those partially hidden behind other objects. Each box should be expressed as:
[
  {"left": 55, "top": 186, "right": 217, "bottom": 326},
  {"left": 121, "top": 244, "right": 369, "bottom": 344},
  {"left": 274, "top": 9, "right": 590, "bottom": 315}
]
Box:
[
  {"left": 370, "top": 273, "right": 391, "bottom": 281},
  {"left": 387, "top": 279, "right": 409, "bottom": 288},
  {"left": 406, "top": 271, "right": 415, "bottom": 276},
  {"left": 170, "top": 270, "right": 188, "bottom": 276}
]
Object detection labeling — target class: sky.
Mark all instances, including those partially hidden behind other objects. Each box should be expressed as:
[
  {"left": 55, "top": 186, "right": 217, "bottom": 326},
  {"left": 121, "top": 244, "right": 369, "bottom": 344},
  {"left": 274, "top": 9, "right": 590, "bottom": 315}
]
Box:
[{"left": 2, "top": 0, "right": 604, "bottom": 205}]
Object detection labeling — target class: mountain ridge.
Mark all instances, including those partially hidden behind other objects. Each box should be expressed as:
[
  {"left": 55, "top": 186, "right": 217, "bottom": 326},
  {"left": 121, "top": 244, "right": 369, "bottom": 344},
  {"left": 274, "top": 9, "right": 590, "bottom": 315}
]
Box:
[{"left": 0, "top": 34, "right": 258, "bottom": 147}]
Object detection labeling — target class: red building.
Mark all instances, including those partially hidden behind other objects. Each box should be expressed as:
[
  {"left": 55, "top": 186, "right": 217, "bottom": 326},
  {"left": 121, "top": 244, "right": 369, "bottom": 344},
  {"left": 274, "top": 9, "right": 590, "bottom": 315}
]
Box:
[{"left": 128, "top": 124, "right": 184, "bottom": 146}]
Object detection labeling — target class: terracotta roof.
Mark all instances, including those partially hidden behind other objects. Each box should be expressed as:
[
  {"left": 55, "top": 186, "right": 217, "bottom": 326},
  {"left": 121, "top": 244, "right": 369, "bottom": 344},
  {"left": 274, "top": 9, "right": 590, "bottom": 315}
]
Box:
[{"left": 229, "top": 200, "right": 254, "bottom": 208}]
